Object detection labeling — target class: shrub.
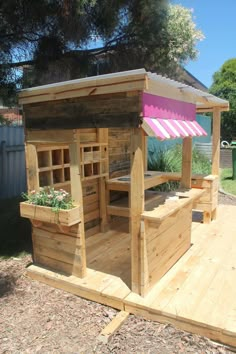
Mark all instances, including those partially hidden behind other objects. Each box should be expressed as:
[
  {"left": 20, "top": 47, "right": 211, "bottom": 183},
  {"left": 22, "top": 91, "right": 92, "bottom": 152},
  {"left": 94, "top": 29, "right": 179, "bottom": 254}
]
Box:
[{"left": 148, "top": 144, "right": 211, "bottom": 191}]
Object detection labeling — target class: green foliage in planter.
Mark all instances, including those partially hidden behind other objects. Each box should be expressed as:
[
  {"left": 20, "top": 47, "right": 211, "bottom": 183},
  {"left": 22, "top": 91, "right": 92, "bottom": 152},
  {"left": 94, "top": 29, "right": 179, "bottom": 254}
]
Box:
[
  {"left": 148, "top": 144, "right": 211, "bottom": 191},
  {"left": 22, "top": 187, "right": 74, "bottom": 212}
]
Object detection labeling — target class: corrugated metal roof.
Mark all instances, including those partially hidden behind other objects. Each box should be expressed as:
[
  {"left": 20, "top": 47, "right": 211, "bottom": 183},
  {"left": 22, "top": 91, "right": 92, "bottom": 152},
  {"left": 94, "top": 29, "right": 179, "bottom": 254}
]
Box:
[
  {"left": 20, "top": 68, "right": 147, "bottom": 92},
  {"left": 147, "top": 72, "right": 229, "bottom": 110},
  {"left": 19, "top": 68, "right": 229, "bottom": 111}
]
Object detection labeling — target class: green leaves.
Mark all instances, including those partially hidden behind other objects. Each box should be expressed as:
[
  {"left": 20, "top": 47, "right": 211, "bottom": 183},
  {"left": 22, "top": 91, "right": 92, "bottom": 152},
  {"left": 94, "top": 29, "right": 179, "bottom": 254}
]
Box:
[
  {"left": 1, "top": 0, "right": 205, "bottom": 102},
  {"left": 22, "top": 187, "right": 74, "bottom": 212},
  {"left": 210, "top": 59, "right": 236, "bottom": 140}
]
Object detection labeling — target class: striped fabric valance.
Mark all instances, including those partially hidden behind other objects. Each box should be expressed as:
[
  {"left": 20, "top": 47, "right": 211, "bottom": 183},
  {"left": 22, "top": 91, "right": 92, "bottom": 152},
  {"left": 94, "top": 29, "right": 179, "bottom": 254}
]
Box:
[
  {"left": 142, "top": 117, "right": 207, "bottom": 140},
  {"left": 141, "top": 92, "right": 207, "bottom": 140}
]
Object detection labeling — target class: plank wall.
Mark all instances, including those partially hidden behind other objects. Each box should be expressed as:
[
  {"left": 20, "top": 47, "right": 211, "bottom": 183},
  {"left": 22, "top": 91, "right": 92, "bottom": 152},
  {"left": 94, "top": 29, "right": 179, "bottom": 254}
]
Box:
[
  {"left": 141, "top": 201, "right": 192, "bottom": 296},
  {"left": 109, "top": 128, "right": 131, "bottom": 178},
  {"left": 23, "top": 93, "right": 140, "bottom": 129},
  {"left": 25, "top": 128, "right": 103, "bottom": 239},
  {"left": 192, "top": 176, "right": 219, "bottom": 213},
  {"left": 32, "top": 222, "right": 82, "bottom": 275}
]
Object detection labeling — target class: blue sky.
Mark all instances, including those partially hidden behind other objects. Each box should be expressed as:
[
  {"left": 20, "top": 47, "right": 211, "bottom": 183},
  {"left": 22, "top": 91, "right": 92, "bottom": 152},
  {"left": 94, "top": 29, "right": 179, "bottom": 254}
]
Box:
[{"left": 172, "top": 0, "right": 236, "bottom": 88}]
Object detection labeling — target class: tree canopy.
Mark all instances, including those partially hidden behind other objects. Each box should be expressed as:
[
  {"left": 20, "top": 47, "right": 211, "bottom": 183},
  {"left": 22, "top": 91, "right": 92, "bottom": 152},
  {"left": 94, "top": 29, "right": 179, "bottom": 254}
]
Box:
[
  {"left": 210, "top": 58, "right": 236, "bottom": 140},
  {"left": 0, "top": 0, "right": 204, "bottom": 104}
]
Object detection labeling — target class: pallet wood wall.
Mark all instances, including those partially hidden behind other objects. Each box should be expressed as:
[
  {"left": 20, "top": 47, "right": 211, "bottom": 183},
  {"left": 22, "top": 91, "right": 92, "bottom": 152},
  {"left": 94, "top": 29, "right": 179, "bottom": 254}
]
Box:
[
  {"left": 25, "top": 128, "right": 106, "bottom": 239},
  {"left": 32, "top": 222, "right": 82, "bottom": 275},
  {"left": 23, "top": 93, "right": 140, "bottom": 130},
  {"left": 109, "top": 128, "right": 131, "bottom": 178}
]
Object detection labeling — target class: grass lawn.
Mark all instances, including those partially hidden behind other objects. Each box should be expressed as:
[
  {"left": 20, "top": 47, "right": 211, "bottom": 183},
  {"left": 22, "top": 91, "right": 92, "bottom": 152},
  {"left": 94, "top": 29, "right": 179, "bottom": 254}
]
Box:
[
  {"left": 220, "top": 168, "right": 236, "bottom": 196},
  {"left": 0, "top": 196, "right": 32, "bottom": 258}
]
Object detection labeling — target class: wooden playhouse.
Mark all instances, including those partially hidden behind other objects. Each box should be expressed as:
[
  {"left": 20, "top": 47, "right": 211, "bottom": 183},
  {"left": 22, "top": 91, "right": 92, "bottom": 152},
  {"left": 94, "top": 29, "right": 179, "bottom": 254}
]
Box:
[{"left": 19, "top": 68, "right": 229, "bottom": 298}]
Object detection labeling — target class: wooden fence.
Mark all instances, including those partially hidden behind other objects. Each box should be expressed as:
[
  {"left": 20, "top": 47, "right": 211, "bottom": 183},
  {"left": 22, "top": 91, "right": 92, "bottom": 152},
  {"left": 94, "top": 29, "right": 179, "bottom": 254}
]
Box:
[{"left": 0, "top": 126, "right": 26, "bottom": 199}]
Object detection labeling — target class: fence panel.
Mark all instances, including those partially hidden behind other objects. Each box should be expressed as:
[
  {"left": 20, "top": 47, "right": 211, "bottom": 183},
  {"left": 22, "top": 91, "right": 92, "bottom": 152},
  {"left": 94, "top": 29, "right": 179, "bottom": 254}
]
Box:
[{"left": 0, "top": 126, "right": 26, "bottom": 199}]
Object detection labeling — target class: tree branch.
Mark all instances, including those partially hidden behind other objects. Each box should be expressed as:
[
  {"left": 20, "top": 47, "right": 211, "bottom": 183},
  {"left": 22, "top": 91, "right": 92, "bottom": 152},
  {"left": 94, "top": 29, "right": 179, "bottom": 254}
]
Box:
[{"left": 0, "top": 46, "right": 115, "bottom": 69}]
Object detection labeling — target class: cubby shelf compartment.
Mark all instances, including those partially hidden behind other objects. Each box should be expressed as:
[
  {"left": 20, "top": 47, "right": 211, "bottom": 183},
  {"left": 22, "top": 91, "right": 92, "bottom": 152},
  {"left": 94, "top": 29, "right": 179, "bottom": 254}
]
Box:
[
  {"left": 37, "top": 146, "right": 71, "bottom": 187},
  {"left": 80, "top": 143, "right": 108, "bottom": 180}
]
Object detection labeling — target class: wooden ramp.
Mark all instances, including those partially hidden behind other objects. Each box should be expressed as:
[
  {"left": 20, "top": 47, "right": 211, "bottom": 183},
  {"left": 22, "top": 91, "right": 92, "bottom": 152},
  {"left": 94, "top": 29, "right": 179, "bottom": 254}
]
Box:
[{"left": 27, "top": 205, "right": 236, "bottom": 347}]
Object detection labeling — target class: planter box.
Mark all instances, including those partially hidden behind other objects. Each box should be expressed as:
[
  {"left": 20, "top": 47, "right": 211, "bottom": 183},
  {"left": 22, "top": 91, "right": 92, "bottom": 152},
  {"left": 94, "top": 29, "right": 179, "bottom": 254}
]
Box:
[{"left": 20, "top": 202, "right": 80, "bottom": 226}]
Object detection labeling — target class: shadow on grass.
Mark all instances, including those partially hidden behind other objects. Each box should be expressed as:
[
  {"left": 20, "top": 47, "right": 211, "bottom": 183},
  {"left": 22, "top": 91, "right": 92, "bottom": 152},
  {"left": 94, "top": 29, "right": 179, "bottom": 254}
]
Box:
[
  {"left": 0, "top": 196, "right": 32, "bottom": 258},
  {"left": 222, "top": 175, "right": 233, "bottom": 180}
]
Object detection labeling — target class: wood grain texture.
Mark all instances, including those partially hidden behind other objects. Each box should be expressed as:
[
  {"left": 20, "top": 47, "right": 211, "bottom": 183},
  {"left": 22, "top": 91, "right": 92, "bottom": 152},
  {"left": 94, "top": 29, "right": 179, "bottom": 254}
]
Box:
[
  {"left": 141, "top": 202, "right": 192, "bottom": 295},
  {"left": 25, "top": 144, "right": 39, "bottom": 191},
  {"left": 181, "top": 137, "right": 192, "bottom": 189},
  {"left": 212, "top": 107, "right": 221, "bottom": 175},
  {"left": 26, "top": 129, "right": 76, "bottom": 143},
  {"left": 69, "top": 138, "right": 86, "bottom": 277},
  {"left": 24, "top": 93, "right": 140, "bottom": 129},
  {"left": 19, "top": 70, "right": 146, "bottom": 104},
  {"left": 98, "top": 311, "right": 129, "bottom": 344},
  {"left": 130, "top": 127, "right": 144, "bottom": 294}
]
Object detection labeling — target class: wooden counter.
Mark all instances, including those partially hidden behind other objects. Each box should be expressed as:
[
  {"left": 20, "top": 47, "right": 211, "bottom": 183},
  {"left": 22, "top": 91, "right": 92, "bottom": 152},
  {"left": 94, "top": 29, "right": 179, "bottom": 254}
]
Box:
[
  {"left": 107, "top": 172, "right": 218, "bottom": 223},
  {"left": 107, "top": 171, "right": 218, "bottom": 191},
  {"left": 139, "top": 188, "right": 205, "bottom": 296},
  {"left": 106, "top": 171, "right": 167, "bottom": 192},
  {"left": 142, "top": 188, "right": 205, "bottom": 222}
]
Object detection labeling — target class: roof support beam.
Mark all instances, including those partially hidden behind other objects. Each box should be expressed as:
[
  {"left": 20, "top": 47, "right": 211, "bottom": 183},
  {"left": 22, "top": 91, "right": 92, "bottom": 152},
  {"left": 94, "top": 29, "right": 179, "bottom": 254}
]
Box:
[
  {"left": 212, "top": 108, "right": 221, "bottom": 175},
  {"left": 181, "top": 137, "right": 192, "bottom": 189}
]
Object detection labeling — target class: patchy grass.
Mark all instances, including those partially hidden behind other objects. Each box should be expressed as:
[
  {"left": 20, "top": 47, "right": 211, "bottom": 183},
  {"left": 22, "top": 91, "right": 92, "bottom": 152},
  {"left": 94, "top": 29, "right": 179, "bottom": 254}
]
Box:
[
  {"left": 0, "top": 196, "right": 32, "bottom": 258},
  {"left": 220, "top": 168, "right": 236, "bottom": 195}
]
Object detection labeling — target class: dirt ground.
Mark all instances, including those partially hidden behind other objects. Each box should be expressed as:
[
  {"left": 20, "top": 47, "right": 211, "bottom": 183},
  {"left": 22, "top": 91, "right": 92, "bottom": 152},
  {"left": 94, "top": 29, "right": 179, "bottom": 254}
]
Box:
[{"left": 0, "top": 193, "right": 235, "bottom": 354}]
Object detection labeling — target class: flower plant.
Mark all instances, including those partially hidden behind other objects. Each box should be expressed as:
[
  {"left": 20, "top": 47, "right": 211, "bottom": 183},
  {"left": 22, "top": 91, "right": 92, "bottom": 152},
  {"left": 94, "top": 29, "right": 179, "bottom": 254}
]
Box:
[{"left": 22, "top": 186, "right": 75, "bottom": 212}]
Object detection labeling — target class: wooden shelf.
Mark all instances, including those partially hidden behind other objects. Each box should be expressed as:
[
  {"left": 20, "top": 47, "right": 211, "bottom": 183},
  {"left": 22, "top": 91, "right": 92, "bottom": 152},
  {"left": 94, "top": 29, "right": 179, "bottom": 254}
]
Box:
[
  {"left": 80, "top": 143, "right": 108, "bottom": 181},
  {"left": 107, "top": 190, "right": 166, "bottom": 218},
  {"left": 81, "top": 158, "right": 107, "bottom": 165},
  {"left": 38, "top": 163, "right": 70, "bottom": 172},
  {"left": 37, "top": 146, "right": 71, "bottom": 188},
  {"left": 107, "top": 188, "right": 205, "bottom": 220},
  {"left": 36, "top": 142, "right": 109, "bottom": 186},
  {"left": 81, "top": 172, "right": 108, "bottom": 181},
  {"left": 106, "top": 171, "right": 167, "bottom": 192}
]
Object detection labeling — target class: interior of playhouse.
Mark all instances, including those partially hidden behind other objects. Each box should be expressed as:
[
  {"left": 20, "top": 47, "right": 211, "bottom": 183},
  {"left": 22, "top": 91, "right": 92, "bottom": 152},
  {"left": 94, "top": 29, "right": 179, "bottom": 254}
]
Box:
[{"left": 19, "top": 69, "right": 229, "bottom": 297}]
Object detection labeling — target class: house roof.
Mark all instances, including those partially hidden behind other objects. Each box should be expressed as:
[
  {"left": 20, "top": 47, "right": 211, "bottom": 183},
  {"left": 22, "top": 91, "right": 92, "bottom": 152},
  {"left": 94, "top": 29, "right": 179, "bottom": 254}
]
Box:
[
  {"left": 19, "top": 68, "right": 229, "bottom": 113},
  {"left": 180, "top": 68, "right": 208, "bottom": 92}
]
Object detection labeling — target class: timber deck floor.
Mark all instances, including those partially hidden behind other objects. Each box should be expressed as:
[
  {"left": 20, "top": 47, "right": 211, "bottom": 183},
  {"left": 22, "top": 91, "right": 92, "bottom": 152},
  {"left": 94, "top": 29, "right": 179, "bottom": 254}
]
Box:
[{"left": 27, "top": 205, "right": 236, "bottom": 347}]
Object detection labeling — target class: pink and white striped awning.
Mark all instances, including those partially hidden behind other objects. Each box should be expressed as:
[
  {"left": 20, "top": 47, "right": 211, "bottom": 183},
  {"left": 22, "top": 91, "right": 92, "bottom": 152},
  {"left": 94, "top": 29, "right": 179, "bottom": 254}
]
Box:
[
  {"left": 141, "top": 93, "right": 208, "bottom": 140},
  {"left": 142, "top": 117, "right": 208, "bottom": 141}
]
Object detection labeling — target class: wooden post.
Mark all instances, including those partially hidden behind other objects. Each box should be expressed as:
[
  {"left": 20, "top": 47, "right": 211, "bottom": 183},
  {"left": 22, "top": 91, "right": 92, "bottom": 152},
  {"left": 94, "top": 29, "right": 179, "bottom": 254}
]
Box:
[
  {"left": 25, "top": 143, "right": 40, "bottom": 192},
  {"left": 142, "top": 131, "right": 148, "bottom": 171},
  {"left": 181, "top": 137, "right": 192, "bottom": 189},
  {"left": 212, "top": 108, "right": 221, "bottom": 175},
  {"left": 69, "top": 133, "right": 86, "bottom": 278},
  {"left": 130, "top": 127, "right": 144, "bottom": 294},
  {"left": 140, "top": 219, "right": 149, "bottom": 297},
  {"left": 97, "top": 128, "right": 109, "bottom": 232},
  {"left": 210, "top": 107, "right": 221, "bottom": 221}
]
